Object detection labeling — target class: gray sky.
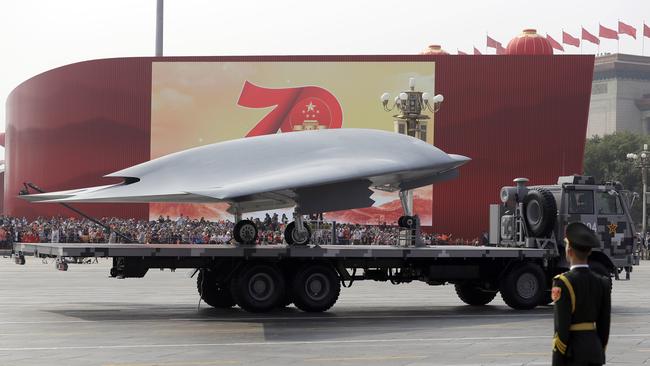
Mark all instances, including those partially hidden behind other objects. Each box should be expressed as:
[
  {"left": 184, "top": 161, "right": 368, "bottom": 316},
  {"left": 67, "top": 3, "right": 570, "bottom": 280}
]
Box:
[{"left": 1, "top": 0, "right": 648, "bottom": 153}]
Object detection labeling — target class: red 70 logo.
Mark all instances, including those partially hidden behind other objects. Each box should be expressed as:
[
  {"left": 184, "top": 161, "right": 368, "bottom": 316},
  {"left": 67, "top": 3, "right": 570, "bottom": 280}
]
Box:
[{"left": 237, "top": 81, "right": 343, "bottom": 137}]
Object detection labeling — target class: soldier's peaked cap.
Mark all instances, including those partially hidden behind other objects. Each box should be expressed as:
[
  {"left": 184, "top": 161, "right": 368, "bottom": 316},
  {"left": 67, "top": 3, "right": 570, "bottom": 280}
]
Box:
[{"left": 565, "top": 222, "right": 599, "bottom": 249}]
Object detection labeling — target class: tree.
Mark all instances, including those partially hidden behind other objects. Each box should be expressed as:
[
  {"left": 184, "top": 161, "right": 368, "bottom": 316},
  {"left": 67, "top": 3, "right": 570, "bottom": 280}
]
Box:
[{"left": 583, "top": 132, "right": 650, "bottom": 225}]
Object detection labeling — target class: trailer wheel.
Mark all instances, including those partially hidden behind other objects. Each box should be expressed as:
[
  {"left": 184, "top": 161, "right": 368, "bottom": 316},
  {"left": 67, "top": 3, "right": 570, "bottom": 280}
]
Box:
[
  {"left": 233, "top": 220, "right": 258, "bottom": 244},
  {"left": 230, "top": 263, "right": 285, "bottom": 313},
  {"left": 284, "top": 222, "right": 311, "bottom": 245},
  {"left": 523, "top": 188, "right": 557, "bottom": 237},
  {"left": 499, "top": 263, "right": 546, "bottom": 310},
  {"left": 197, "top": 270, "right": 235, "bottom": 308},
  {"left": 291, "top": 264, "right": 340, "bottom": 312},
  {"left": 454, "top": 284, "right": 497, "bottom": 306}
]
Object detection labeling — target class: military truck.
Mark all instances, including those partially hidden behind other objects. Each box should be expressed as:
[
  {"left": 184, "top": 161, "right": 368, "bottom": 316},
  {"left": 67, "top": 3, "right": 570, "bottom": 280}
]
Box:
[{"left": 12, "top": 175, "right": 639, "bottom": 313}]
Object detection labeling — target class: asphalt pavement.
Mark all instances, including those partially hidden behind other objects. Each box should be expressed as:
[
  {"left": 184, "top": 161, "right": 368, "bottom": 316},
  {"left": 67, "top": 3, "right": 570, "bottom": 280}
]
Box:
[{"left": 1, "top": 256, "right": 649, "bottom": 366}]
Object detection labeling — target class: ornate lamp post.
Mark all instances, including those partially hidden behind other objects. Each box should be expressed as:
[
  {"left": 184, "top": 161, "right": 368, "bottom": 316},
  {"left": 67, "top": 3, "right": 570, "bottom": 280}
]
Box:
[
  {"left": 627, "top": 144, "right": 650, "bottom": 248},
  {"left": 380, "top": 77, "right": 444, "bottom": 142},
  {"left": 379, "top": 78, "right": 443, "bottom": 245}
]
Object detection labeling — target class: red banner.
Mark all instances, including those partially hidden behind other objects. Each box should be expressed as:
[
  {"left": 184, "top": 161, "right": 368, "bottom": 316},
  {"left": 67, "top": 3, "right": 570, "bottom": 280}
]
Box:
[
  {"left": 457, "top": 50, "right": 468, "bottom": 55},
  {"left": 644, "top": 23, "right": 650, "bottom": 39},
  {"left": 599, "top": 24, "right": 619, "bottom": 40},
  {"left": 547, "top": 34, "right": 565, "bottom": 51},
  {"left": 581, "top": 27, "right": 600, "bottom": 45},
  {"left": 473, "top": 47, "right": 482, "bottom": 55},
  {"left": 562, "top": 31, "right": 580, "bottom": 47},
  {"left": 618, "top": 21, "right": 636, "bottom": 39}
]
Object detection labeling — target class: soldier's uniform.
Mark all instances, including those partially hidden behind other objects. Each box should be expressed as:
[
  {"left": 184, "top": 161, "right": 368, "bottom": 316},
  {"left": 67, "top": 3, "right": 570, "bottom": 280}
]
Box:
[{"left": 552, "top": 223, "right": 612, "bottom": 366}]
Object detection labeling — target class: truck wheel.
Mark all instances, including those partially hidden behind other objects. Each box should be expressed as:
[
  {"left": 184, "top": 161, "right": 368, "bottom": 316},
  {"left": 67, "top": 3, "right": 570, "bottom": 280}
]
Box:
[
  {"left": 523, "top": 188, "right": 557, "bottom": 237},
  {"left": 197, "top": 270, "right": 235, "bottom": 308},
  {"left": 454, "top": 284, "right": 497, "bottom": 306},
  {"left": 539, "top": 290, "right": 553, "bottom": 306},
  {"left": 233, "top": 220, "right": 258, "bottom": 244},
  {"left": 230, "top": 263, "right": 285, "bottom": 313},
  {"left": 291, "top": 264, "right": 340, "bottom": 312},
  {"left": 284, "top": 222, "right": 311, "bottom": 245},
  {"left": 499, "top": 263, "right": 546, "bottom": 310}
]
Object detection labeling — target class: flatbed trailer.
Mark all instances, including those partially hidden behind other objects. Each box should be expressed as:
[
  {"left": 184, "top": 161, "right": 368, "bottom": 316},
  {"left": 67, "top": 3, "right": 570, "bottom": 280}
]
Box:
[{"left": 13, "top": 242, "right": 561, "bottom": 312}]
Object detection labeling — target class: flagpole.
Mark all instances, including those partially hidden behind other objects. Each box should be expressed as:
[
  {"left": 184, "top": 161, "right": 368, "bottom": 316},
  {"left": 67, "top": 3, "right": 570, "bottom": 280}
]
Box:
[
  {"left": 485, "top": 31, "right": 488, "bottom": 54},
  {"left": 580, "top": 27, "right": 583, "bottom": 54},
  {"left": 644, "top": 21, "right": 646, "bottom": 56},
  {"left": 597, "top": 24, "right": 600, "bottom": 55},
  {"left": 617, "top": 19, "right": 620, "bottom": 54}
]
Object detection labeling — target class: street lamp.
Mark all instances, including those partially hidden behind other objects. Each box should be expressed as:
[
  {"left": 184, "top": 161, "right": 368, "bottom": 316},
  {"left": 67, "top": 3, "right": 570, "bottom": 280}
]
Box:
[
  {"left": 380, "top": 78, "right": 443, "bottom": 246},
  {"left": 380, "top": 77, "right": 443, "bottom": 142},
  {"left": 627, "top": 144, "right": 650, "bottom": 247}
]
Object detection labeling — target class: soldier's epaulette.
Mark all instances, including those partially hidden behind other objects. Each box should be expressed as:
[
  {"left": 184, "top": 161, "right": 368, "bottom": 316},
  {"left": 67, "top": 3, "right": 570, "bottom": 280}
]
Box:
[{"left": 553, "top": 271, "right": 569, "bottom": 280}]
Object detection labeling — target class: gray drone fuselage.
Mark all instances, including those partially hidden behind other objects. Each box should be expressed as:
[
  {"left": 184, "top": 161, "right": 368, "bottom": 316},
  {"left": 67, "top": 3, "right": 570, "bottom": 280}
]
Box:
[{"left": 23, "top": 128, "right": 470, "bottom": 215}]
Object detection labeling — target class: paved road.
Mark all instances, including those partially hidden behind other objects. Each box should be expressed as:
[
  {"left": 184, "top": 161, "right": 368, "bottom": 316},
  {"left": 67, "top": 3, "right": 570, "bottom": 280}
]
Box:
[{"left": 1, "top": 256, "right": 649, "bottom": 366}]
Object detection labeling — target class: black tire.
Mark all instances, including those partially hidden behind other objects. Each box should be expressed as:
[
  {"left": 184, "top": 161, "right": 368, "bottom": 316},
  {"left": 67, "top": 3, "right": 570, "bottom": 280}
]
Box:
[
  {"left": 454, "top": 284, "right": 498, "bottom": 306},
  {"left": 398, "top": 215, "right": 416, "bottom": 229},
  {"left": 233, "top": 220, "right": 258, "bottom": 244},
  {"left": 197, "top": 270, "right": 235, "bottom": 308},
  {"left": 499, "top": 262, "right": 546, "bottom": 310},
  {"left": 539, "top": 290, "right": 553, "bottom": 306},
  {"left": 523, "top": 188, "right": 557, "bottom": 237},
  {"left": 291, "top": 264, "right": 340, "bottom": 312},
  {"left": 284, "top": 222, "right": 311, "bottom": 245},
  {"left": 230, "top": 263, "right": 285, "bottom": 313}
]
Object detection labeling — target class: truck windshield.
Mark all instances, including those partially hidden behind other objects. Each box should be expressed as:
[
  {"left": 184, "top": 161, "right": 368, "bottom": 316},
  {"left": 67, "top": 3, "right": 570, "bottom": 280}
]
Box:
[
  {"left": 597, "top": 191, "right": 623, "bottom": 215},
  {"left": 568, "top": 190, "right": 594, "bottom": 214}
]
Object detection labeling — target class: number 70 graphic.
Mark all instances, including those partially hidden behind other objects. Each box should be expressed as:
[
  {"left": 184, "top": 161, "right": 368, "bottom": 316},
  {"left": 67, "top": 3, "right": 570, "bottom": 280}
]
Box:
[{"left": 237, "top": 81, "right": 343, "bottom": 137}]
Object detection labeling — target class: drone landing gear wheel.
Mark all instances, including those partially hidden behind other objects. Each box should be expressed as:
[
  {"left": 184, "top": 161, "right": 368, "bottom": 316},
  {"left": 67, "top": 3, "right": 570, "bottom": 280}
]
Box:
[
  {"left": 284, "top": 222, "right": 311, "bottom": 245},
  {"left": 233, "top": 220, "right": 258, "bottom": 244},
  {"left": 398, "top": 215, "right": 416, "bottom": 229}
]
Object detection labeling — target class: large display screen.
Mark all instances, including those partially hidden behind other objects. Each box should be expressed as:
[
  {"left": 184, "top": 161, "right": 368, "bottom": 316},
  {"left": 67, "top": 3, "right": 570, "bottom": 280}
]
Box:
[{"left": 151, "top": 61, "right": 436, "bottom": 225}]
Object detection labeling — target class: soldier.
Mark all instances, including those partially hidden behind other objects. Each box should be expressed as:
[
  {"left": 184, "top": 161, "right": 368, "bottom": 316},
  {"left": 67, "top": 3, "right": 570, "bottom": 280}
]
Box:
[{"left": 552, "top": 222, "right": 611, "bottom": 366}]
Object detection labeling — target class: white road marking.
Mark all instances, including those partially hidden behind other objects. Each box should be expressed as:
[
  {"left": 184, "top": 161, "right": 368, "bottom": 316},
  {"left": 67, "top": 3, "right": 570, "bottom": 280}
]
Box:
[
  {"left": 0, "top": 333, "right": 649, "bottom": 352},
  {"left": 1, "top": 310, "right": 648, "bottom": 325}
]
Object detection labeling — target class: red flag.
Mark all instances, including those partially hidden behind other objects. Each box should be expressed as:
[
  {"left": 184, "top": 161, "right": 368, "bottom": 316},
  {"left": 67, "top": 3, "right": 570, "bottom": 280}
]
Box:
[
  {"left": 486, "top": 35, "right": 501, "bottom": 49},
  {"left": 473, "top": 47, "right": 482, "bottom": 55},
  {"left": 644, "top": 23, "right": 650, "bottom": 38},
  {"left": 582, "top": 27, "right": 600, "bottom": 45},
  {"left": 496, "top": 44, "right": 507, "bottom": 55},
  {"left": 618, "top": 21, "right": 636, "bottom": 39},
  {"left": 562, "top": 31, "right": 580, "bottom": 47},
  {"left": 599, "top": 24, "right": 618, "bottom": 40},
  {"left": 457, "top": 50, "right": 468, "bottom": 55},
  {"left": 546, "top": 34, "right": 565, "bottom": 51}
]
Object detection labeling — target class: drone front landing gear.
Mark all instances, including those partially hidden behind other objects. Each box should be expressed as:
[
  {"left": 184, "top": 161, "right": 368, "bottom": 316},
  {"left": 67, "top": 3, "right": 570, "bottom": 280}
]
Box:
[
  {"left": 285, "top": 210, "right": 311, "bottom": 246},
  {"left": 397, "top": 190, "right": 423, "bottom": 247}
]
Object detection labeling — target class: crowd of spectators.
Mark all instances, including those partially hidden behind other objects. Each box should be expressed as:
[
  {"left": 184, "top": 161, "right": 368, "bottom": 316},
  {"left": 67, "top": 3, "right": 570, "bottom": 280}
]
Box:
[{"left": 0, "top": 214, "right": 483, "bottom": 247}]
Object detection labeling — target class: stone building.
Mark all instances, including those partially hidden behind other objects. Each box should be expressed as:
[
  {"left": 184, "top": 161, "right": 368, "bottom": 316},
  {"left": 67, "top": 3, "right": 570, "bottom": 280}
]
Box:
[{"left": 588, "top": 54, "right": 650, "bottom": 137}]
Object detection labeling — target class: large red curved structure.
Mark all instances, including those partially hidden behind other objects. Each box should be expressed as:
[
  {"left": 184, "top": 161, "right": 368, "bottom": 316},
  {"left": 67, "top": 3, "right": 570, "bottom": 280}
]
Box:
[{"left": 5, "top": 55, "right": 594, "bottom": 238}]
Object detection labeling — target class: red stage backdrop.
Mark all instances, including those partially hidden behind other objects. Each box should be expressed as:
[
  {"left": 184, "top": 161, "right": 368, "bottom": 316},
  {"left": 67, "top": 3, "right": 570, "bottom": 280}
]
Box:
[{"left": 5, "top": 55, "right": 594, "bottom": 239}]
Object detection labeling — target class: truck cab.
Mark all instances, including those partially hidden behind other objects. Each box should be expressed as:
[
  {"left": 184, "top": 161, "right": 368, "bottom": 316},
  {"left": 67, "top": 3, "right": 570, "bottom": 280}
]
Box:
[{"left": 491, "top": 175, "right": 639, "bottom": 279}]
